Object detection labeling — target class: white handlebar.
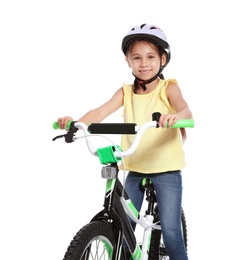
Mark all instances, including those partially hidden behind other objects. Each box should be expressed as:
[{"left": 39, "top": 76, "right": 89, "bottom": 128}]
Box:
[
  {"left": 74, "top": 121, "right": 157, "bottom": 159},
  {"left": 114, "top": 121, "right": 156, "bottom": 158},
  {"left": 74, "top": 122, "right": 98, "bottom": 156}
]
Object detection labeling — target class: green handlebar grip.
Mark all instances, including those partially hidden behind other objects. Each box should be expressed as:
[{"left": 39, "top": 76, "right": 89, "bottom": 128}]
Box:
[
  {"left": 170, "top": 119, "right": 194, "bottom": 128},
  {"left": 52, "top": 121, "right": 72, "bottom": 130}
]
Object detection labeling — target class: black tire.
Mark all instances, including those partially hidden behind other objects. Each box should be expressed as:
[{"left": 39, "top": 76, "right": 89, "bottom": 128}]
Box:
[
  {"left": 148, "top": 208, "right": 188, "bottom": 260},
  {"left": 63, "top": 221, "right": 117, "bottom": 260},
  {"left": 181, "top": 208, "right": 188, "bottom": 249}
]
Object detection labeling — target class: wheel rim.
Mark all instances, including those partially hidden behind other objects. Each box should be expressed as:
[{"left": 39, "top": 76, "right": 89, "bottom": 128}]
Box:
[{"left": 80, "top": 236, "right": 113, "bottom": 260}]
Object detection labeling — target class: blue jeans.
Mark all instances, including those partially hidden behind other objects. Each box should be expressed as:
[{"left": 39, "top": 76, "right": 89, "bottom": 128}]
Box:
[{"left": 125, "top": 171, "right": 188, "bottom": 260}]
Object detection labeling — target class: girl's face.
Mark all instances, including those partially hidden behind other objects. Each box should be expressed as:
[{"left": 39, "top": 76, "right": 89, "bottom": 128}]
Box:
[{"left": 126, "top": 41, "right": 166, "bottom": 81}]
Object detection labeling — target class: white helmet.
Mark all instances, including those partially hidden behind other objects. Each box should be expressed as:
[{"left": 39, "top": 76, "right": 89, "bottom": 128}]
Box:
[{"left": 121, "top": 23, "right": 170, "bottom": 65}]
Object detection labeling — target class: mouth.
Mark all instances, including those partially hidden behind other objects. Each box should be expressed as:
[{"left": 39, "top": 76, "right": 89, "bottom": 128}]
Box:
[{"left": 139, "top": 69, "right": 151, "bottom": 74}]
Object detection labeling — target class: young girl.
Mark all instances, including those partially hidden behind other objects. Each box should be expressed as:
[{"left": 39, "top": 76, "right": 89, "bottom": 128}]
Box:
[{"left": 57, "top": 23, "right": 192, "bottom": 260}]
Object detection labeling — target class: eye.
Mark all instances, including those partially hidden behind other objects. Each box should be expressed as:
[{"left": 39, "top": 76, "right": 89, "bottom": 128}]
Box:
[
  {"left": 148, "top": 55, "right": 156, "bottom": 59},
  {"left": 133, "top": 56, "right": 140, "bottom": 60}
]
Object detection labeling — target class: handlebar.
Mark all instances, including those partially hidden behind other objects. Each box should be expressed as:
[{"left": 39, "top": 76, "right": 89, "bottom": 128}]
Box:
[
  {"left": 52, "top": 112, "right": 194, "bottom": 162},
  {"left": 53, "top": 119, "right": 194, "bottom": 132},
  {"left": 87, "top": 119, "right": 194, "bottom": 134}
]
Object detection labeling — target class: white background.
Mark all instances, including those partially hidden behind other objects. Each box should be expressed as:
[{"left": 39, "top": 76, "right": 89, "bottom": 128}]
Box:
[{"left": 1, "top": 1, "right": 252, "bottom": 259}]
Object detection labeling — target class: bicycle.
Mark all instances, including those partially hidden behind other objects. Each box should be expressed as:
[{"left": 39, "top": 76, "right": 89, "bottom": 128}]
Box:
[{"left": 52, "top": 112, "right": 194, "bottom": 260}]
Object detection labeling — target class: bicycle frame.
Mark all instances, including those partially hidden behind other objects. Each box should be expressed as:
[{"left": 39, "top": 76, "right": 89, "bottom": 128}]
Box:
[{"left": 90, "top": 162, "right": 161, "bottom": 260}]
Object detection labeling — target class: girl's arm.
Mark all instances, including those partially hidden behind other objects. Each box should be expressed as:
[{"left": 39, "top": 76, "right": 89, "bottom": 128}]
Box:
[
  {"left": 57, "top": 87, "right": 124, "bottom": 129},
  {"left": 159, "top": 82, "right": 193, "bottom": 128}
]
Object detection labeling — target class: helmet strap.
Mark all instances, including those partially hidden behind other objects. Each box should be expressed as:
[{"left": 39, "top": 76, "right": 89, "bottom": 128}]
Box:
[{"left": 133, "top": 66, "right": 164, "bottom": 93}]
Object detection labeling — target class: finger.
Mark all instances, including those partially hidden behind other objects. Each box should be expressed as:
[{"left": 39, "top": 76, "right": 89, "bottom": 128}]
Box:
[
  {"left": 57, "top": 118, "right": 63, "bottom": 129},
  {"left": 167, "top": 117, "right": 177, "bottom": 127},
  {"left": 63, "top": 118, "right": 70, "bottom": 129},
  {"left": 160, "top": 117, "right": 168, "bottom": 128},
  {"left": 167, "top": 118, "right": 174, "bottom": 127},
  {"left": 171, "top": 117, "right": 178, "bottom": 125},
  {"left": 58, "top": 117, "right": 68, "bottom": 129},
  {"left": 159, "top": 115, "right": 168, "bottom": 128}
]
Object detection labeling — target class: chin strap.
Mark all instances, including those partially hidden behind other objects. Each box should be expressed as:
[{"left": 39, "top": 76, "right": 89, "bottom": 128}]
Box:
[{"left": 133, "top": 66, "right": 164, "bottom": 93}]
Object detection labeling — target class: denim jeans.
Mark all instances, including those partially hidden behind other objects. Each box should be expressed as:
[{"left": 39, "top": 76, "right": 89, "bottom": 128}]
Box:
[{"left": 125, "top": 171, "right": 188, "bottom": 260}]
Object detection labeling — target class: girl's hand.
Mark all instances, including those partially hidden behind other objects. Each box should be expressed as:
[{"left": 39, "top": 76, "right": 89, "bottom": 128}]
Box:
[
  {"left": 57, "top": 116, "right": 73, "bottom": 130},
  {"left": 159, "top": 114, "right": 179, "bottom": 128}
]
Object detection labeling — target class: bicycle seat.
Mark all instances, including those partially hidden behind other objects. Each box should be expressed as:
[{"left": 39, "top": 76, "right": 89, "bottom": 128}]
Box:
[{"left": 141, "top": 178, "right": 155, "bottom": 192}]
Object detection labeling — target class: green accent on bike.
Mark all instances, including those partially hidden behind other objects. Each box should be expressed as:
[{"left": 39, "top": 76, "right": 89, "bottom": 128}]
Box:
[
  {"left": 141, "top": 178, "right": 152, "bottom": 186},
  {"left": 132, "top": 244, "right": 142, "bottom": 260},
  {"left": 147, "top": 234, "right": 151, "bottom": 251},
  {"left": 118, "top": 245, "right": 123, "bottom": 259},
  {"left": 97, "top": 146, "right": 122, "bottom": 164},
  {"left": 141, "top": 178, "right": 147, "bottom": 186},
  {"left": 52, "top": 121, "right": 72, "bottom": 130},
  {"left": 102, "top": 240, "right": 113, "bottom": 259},
  {"left": 165, "top": 119, "right": 194, "bottom": 128},
  {"left": 128, "top": 201, "right": 139, "bottom": 219},
  {"left": 106, "top": 179, "right": 116, "bottom": 193}
]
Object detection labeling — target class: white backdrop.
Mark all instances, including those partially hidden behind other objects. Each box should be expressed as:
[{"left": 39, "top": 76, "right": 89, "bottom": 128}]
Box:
[{"left": 1, "top": 1, "right": 252, "bottom": 259}]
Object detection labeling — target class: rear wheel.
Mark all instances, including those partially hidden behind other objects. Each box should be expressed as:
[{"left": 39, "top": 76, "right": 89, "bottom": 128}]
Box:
[
  {"left": 63, "top": 221, "right": 118, "bottom": 260},
  {"left": 181, "top": 208, "right": 188, "bottom": 249}
]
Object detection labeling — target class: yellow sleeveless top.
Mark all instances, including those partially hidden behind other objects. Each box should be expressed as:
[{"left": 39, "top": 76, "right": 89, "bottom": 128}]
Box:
[{"left": 120, "top": 79, "right": 186, "bottom": 173}]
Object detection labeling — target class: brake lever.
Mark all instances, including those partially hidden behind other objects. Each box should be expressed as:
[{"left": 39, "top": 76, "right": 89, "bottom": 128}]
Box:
[
  {"left": 52, "top": 121, "right": 78, "bottom": 143},
  {"left": 52, "top": 134, "right": 65, "bottom": 141}
]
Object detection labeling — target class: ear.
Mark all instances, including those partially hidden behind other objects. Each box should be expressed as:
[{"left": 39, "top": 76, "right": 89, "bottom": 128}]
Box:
[
  {"left": 125, "top": 56, "right": 132, "bottom": 68},
  {"left": 161, "top": 54, "right": 167, "bottom": 67}
]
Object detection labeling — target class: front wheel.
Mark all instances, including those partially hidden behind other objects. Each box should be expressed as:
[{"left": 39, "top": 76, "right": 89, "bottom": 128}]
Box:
[{"left": 63, "top": 221, "right": 118, "bottom": 260}]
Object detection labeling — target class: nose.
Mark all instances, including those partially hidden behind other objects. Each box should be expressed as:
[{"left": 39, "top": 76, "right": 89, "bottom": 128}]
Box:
[{"left": 140, "top": 58, "right": 147, "bottom": 67}]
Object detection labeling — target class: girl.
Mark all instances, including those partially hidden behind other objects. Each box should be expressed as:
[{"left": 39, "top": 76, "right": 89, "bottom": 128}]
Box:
[{"left": 57, "top": 23, "right": 192, "bottom": 260}]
